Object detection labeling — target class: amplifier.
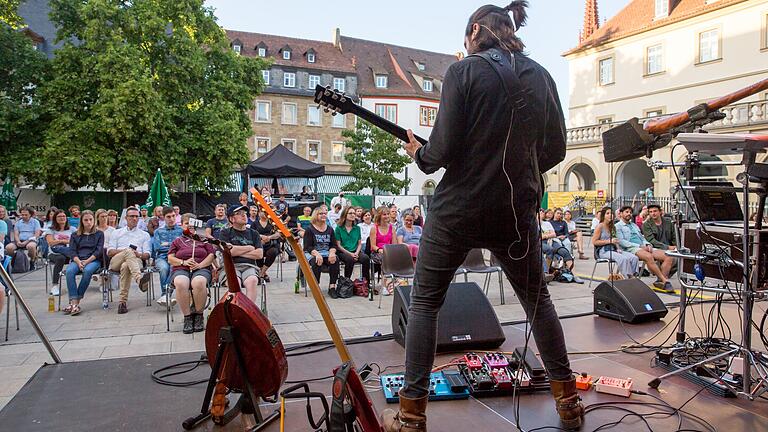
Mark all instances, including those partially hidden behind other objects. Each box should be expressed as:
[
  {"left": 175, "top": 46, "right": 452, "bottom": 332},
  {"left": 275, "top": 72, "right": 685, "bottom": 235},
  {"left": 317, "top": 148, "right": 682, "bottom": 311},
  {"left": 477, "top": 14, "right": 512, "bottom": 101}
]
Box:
[{"left": 680, "top": 223, "right": 768, "bottom": 290}]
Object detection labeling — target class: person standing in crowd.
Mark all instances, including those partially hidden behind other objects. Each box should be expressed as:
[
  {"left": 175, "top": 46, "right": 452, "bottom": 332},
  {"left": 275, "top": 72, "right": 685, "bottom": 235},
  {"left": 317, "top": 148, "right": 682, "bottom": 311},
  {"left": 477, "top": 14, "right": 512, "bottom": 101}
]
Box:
[
  {"left": 616, "top": 206, "right": 674, "bottom": 293},
  {"left": 67, "top": 205, "right": 81, "bottom": 229},
  {"left": 299, "top": 186, "right": 313, "bottom": 201},
  {"left": 168, "top": 213, "right": 216, "bottom": 334},
  {"left": 369, "top": 206, "right": 396, "bottom": 295},
  {"left": 108, "top": 207, "right": 152, "bottom": 314},
  {"left": 46, "top": 210, "right": 74, "bottom": 295},
  {"left": 205, "top": 204, "right": 229, "bottom": 239},
  {"left": 153, "top": 207, "right": 183, "bottom": 306},
  {"left": 384, "top": 4, "right": 583, "bottom": 430},
  {"left": 330, "top": 192, "right": 347, "bottom": 210},
  {"left": 6, "top": 206, "right": 42, "bottom": 262},
  {"left": 412, "top": 206, "right": 424, "bottom": 227},
  {"left": 563, "top": 210, "right": 587, "bottom": 260},
  {"left": 146, "top": 206, "right": 164, "bottom": 237},
  {"left": 297, "top": 206, "right": 312, "bottom": 237},
  {"left": 592, "top": 207, "right": 639, "bottom": 279},
  {"left": 327, "top": 203, "right": 343, "bottom": 227},
  {"left": 642, "top": 204, "right": 677, "bottom": 251},
  {"left": 334, "top": 206, "right": 370, "bottom": 284},
  {"left": 219, "top": 205, "right": 264, "bottom": 303},
  {"left": 303, "top": 206, "right": 340, "bottom": 298},
  {"left": 63, "top": 211, "right": 104, "bottom": 315},
  {"left": 251, "top": 208, "right": 281, "bottom": 283},
  {"left": 95, "top": 209, "right": 116, "bottom": 247},
  {"left": 396, "top": 212, "right": 422, "bottom": 260}
]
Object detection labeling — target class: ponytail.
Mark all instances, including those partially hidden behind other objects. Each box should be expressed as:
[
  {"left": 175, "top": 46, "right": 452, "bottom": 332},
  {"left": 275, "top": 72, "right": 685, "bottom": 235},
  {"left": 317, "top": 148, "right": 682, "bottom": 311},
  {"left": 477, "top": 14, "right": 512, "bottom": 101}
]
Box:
[
  {"left": 504, "top": 1, "right": 529, "bottom": 32},
  {"left": 465, "top": 2, "right": 529, "bottom": 53}
]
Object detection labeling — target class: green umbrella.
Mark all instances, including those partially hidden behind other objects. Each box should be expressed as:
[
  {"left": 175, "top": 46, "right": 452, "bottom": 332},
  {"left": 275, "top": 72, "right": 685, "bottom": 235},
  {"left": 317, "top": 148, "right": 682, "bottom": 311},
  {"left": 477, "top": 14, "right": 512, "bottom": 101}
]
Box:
[
  {"left": 145, "top": 169, "right": 171, "bottom": 210},
  {"left": 0, "top": 177, "right": 17, "bottom": 211}
]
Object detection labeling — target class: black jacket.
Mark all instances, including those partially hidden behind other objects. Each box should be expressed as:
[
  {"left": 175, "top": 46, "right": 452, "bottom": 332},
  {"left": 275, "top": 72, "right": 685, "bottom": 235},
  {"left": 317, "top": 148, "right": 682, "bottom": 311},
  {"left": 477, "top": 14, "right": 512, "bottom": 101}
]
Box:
[{"left": 415, "top": 50, "right": 566, "bottom": 246}]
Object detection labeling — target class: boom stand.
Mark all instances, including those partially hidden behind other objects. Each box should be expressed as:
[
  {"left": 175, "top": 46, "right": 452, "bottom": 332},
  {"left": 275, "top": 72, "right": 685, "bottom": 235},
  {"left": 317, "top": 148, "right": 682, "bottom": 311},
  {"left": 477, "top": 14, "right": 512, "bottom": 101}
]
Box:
[{"left": 182, "top": 324, "right": 280, "bottom": 430}]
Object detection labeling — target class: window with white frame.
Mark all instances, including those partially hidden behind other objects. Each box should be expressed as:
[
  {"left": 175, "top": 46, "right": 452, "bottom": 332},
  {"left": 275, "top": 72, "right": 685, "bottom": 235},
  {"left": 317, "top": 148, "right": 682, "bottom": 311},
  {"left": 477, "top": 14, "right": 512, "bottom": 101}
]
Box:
[
  {"left": 309, "top": 74, "right": 321, "bottom": 89},
  {"left": 283, "top": 72, "right": 296, "bottom": 88},
  {"left": 598, "top": 57, "right": 614, "bottom": 86},
  {"left": 654, "top": 0, "right": 668, "bottom": 19},
  {"left": 258, "top": 47, "right": 266, "bottom": 57},
  {"left": 308, "top": 105, "right": 321, "bottom": 126},
  {"left": 646, "top": 44, "right": 663, "bottom": 75},
  {"left": 597, "top": 116, "right": 614, "bottom": 125},
  {"left": 233, "top": 45, "right": 241, "bottom": 54},
  {"left": 644, "top": 108, "right": 664, "bottom": 118},
  {"left": 423, "top": 79, "right": 433, "bottom": 92},
  {"left": 307, "top": 53, "right": 315, "bottom": 63},
  {"left": 419, "top": 106, "right": 437, "bottom": 127},
  {"left": 281, "top": 138, "right": 296, "bottom": 153},
  {"left": 764, "top": 13, "right": 768, "bottom": 49},
  {"left": 283, "top": 50, "right": 291, "bottom": 60},
  {"left": 375, "top": 104, "right": 397, "bottom": 123},
  {"left": 332, "top": 112, "right": 346, "bottom": 128},
  {"left": 333, "top": 78, "right": 345, "bottom": 92},
  {"left": 307, "top": 140, "right": 320, "bottom": 162},
  {"left": 331, "top": 142, "right": 345, "bottom": 163},
  {"left": 261, "top": 70, "right": 270, "bottom": 85},
  {"left": 414, "top": 61, "right": 425, "bottom": 71},
  {"left": 255, "top": 101, "right": 270, "bottom": 122},
  {"left": 282, "top": 103, "right": 297, "bottom": 125},
  {"left": 698, "top": 29, "right": 720, "bottom": 63},
  {"left": 255, "top": 137, "right": 270, "bottom": 155},
  {"left": 375, "top": 75, "right": 388, "bottom": 88}
]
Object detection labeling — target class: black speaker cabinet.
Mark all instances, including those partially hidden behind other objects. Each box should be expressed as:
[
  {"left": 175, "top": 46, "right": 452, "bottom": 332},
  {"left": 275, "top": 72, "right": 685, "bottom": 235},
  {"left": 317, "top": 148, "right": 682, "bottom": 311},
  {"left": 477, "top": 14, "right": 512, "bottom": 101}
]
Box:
[
  {"left": 392, "top": 282, "right": 505, "bottom": 353},
  {"left": 593, "top": 279, "right": 668, "bottom": 324}
]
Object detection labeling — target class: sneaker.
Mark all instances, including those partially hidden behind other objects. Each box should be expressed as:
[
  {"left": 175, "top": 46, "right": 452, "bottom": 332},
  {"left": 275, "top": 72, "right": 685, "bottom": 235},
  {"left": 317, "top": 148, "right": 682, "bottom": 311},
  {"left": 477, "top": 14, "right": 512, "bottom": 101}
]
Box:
[
  {"left": 381, "top": 286, "right": 391, "bottom": 296},
  {"left": 117, "top": 302, "right": 128, "bottom": 314},
  {"left": 193, "top": 313, "right": 205, "bottom": 332},
  {"left": 329, "top": 287, "right": 338, "bottom": 299},
  {"left": 652, "top": 280, "right": 664, "bottom": 289},
  {"left": 138, "top": 272, "right": 151, "bottom": 292},
  {"left": 182, "top": 315, "right": 194, "bottom": 334},
  {"left": 50, "top": 285, "right": 60, "bottom": 296},
  {"left": 156, "top": 294, "right": 168, "bottom": 306},
  {"left": 662, "top": 281, "right": 675, "bottom": 293}
]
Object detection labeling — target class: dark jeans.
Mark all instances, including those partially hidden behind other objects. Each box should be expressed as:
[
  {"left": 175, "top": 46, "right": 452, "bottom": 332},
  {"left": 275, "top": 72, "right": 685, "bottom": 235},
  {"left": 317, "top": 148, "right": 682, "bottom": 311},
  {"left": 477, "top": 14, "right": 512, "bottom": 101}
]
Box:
[
  {"left": 401, "top": 222, "right": 573, "bottom": 399},
  {"left": 338, "top": 250, "right": 370, "bottom": 279},
  {"left": 256, "top": 244, "right": 280, "bottom": 269},
  {"left": 48, "top": 251, "right": 70, "bottom": 284},
  {"left": 305, "top": 254, "right": 340, "bottom": 286}
]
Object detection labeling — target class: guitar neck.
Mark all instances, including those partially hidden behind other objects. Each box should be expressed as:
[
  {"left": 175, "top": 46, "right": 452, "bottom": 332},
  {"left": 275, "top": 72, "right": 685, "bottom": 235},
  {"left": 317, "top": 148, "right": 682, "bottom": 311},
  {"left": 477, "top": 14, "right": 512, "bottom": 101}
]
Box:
[
  {"left": 349, "top": 104, "right": 428, "bottom": 145},
  {"left": 287, "top": 236, "right": 353, "bottom": 364}
]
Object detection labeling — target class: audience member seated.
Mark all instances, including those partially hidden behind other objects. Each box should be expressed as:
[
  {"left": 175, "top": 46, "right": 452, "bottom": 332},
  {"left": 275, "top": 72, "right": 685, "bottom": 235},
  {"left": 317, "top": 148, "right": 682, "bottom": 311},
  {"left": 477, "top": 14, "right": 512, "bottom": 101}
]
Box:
[
  {"left": 95, "top": 209, "right": 116, "bottom": 246},
  {"left": 173, "top": 206, "right": 181, "bottom": 225},
  {"left": 137, "top": 206, "right": 150, "bottom": 232},
  {"left": 247, "top": 205, "right": 258, "bottom": 227},
  {"left": 108, "top": 207, "right": 152, "bottom": 314},
  {"left": 0, "top": 215, "right": 6, "bottom": 255},
  {"left": 327, "top": 203, "right": 343, "bottom": 227},
  {"left": 42, "top": 208, "right": 57, "bottom": 231},
  {"left": 107, "top": 209, "right": 119, "bottom": 228},
  {"left": 67, "top": 205, "right": 81, "bottom": 229},
  {"left": 354, "top": 207, "right": 364, "bottom": 224},
  {"left": 396, "top": 211, "right": 422, "bottom": 260},
  {"left": 146, "top": 206, "right": 164, "bottom": 237},
  {"left": 168, "top": 213, "right": 215, "bottom": 334},
  {"left": 303, "top": 206, "right": 340, "bottom": 298},
  {"left": 5, "top": 206, "right": 42, "bottom": 262},
  {"left": 334, "top": 207, "right": 370, "bottom": 284},
  {"left": 617, "top": 206, "right": 674, "bottom": 293},
  {"left": 412, "top": 205, "right": 424, "bottom": 227},
  {"left": 274, "top": 195, "right": 291, "bottom": 223},
  {"left": 370, "top": 206, "right": 396, "bottom": 295},
  {"left": 63, "top": 211, "right": 104, "bottom": 315},
  {"left": 550, "top": 208, "right": 577, "bottom": 257},
  {"left": 592, "top": 207, "right": 639, "bottom": 279},
  {"left": 544, "top": 209, "right": 554, "bottom": 221},
  {"left": 299, "top": 186, "right": 313, "bottom": 201},
  {"left": 205, "top": 203, "right": 229, "bottom": 239},
  {"left": 358, "top": 210, "right": 373, "bottom": 246},
  {"left": 238, "top": 192, "right": 249, "bottom": 208},
  {"left": 539, "top": 209, "right": 578, "bottom": 278},
  {"left": 389, "top": 205, "right": 402, "bottom": 231},
  {"left": 642, "top": 204, "right": 677, "bottom": 251},
  {"left": 297, "top": 206, "right": 312, "bottom": 237},
  {"left": 260, "top": 187, "right": 273, "bottom": 205},
  {"left": 0, "top": 205, "right": 13, "bottom": 250},
  {"left": 635, "top": 205, "right": 648, "bottom": 227},
  {"left": 563, "top": 210, "right": 587, "bottom": 260},
  {"left": 590, "top": 208, "right": 602, "bottom": 233},
  {"left": 46, "top": 210, "right": 75, "bottom": 296},
  {"left": 252, "top": 208, "right": 281, "bottom": 282},
  {"left": 220, "top": 205, "right": 264, "bottom": 304},
  {"left": 153, "top": 207, "right": 183, "bottom": 306}
]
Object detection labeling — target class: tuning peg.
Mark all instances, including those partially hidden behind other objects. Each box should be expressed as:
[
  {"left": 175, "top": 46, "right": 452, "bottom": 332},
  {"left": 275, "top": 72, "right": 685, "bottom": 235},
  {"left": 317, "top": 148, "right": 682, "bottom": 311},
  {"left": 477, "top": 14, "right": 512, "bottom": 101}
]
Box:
[
  {"left": 324, "top": 108, "right": 330, "bottom": 113},
  {"left": 340, "top": 96, "right": 347, "bottom": 103},
  {"left": 331, "top": 111, "right": 336, "bottom": 116},
  {"left": 331, "top": 93, "right": 339, "bottom": 100}
]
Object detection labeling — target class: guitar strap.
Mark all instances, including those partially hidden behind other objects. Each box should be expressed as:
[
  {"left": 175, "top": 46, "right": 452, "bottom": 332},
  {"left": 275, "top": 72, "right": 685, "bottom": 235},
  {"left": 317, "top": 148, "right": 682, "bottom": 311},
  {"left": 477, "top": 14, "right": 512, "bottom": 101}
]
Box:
[{"left": 329, "top": 361, "right": 352, "bottom": 432}]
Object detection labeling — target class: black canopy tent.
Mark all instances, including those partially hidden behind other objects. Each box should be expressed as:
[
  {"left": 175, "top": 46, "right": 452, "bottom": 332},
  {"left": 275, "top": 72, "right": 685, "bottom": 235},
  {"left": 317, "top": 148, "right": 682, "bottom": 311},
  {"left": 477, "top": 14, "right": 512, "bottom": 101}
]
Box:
[{"left": 241, "top": 144, "right": 325, "bottom": 194}]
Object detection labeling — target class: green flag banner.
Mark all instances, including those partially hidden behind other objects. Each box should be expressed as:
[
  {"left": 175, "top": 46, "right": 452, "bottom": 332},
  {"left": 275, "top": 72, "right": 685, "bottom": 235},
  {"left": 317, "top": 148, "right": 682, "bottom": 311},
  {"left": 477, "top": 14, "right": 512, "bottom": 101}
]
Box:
[
  {"left": 0, "top": 177, "right": 18, "bottom": 211},
  {"left": 145, "top": 169, "right": 171, "bottom": 209}
]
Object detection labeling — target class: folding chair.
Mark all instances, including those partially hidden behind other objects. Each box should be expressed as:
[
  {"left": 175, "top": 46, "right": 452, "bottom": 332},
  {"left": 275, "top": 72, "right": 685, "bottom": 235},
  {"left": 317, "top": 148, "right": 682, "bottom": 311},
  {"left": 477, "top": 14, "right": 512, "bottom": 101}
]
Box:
[
  {"left": 3, "top": 255, "right": 20, "bottom": 341},
  {"left": 219, "top": 263, "right": 268, "bottom": 317},
  {"left": 379, "top": 244, "right": 415, "bottom": 309}
]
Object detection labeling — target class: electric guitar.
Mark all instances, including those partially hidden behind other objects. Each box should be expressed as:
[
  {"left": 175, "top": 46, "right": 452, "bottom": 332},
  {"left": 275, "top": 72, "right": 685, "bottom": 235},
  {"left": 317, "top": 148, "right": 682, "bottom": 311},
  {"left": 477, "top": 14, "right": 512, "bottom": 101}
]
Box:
[
  {"left": 250, "top": 189, "right": 383, "bottom": 432},
  {"left": 313, "top": 84, "right": 427, "bottom": 145}
]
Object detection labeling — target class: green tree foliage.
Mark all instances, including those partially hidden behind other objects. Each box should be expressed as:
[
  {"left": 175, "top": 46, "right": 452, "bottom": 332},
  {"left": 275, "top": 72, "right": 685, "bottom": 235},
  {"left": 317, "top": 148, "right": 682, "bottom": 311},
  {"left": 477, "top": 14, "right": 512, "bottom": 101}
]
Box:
[
  {"left": 0, "top": 0, "right": 24, "bottom": 28},
  {"left": 0, "top": 25, "right": 49, "bottom": 181},
  {"left": 341, "top": 120, "right": 411, "bottom": 195},
  {"left": 32, "top": 0, "right": 268, "bottom": 193}
]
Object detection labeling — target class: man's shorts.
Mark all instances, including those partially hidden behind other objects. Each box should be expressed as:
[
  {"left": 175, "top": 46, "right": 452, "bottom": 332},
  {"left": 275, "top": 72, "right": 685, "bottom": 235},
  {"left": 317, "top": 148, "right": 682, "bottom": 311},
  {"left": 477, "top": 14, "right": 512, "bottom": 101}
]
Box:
[{"left": 233, "top": 262, "right": 260, "bottom": 283}]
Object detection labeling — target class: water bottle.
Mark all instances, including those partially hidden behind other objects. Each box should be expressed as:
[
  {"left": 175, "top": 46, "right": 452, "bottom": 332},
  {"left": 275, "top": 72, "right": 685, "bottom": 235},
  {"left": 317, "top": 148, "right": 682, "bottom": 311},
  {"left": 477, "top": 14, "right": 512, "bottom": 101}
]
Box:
[
  {"left": 47, "top": 294, "right": 55, "bottom": 312},
  {"left": 102, "top": 300, "right": 109, "bottom": 310},
  {"left": 294, "top": 278, "right": 300, "bottom": 294}
]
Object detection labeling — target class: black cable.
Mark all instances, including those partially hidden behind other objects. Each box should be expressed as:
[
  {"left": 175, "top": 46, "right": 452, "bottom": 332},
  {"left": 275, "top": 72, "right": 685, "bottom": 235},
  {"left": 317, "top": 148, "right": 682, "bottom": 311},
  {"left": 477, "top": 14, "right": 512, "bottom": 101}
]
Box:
[{"left": 151, "top": 358, "right": 210, "bottom": 387}]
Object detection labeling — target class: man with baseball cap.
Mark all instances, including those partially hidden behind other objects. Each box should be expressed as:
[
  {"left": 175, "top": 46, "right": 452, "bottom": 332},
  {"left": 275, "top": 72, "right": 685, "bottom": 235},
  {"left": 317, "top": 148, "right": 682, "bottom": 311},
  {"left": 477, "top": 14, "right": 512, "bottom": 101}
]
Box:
[{"left": 219, "top": 205, "right": 264, "bottom": 303}]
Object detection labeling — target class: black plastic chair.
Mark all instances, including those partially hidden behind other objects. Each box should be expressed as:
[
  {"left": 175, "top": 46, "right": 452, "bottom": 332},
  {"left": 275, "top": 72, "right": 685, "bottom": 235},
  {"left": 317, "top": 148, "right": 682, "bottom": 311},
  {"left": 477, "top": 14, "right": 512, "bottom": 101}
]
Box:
[
  {"left": 2, "top": 255, "right": 19, "bottom": 341},
  {"left": 379, "top": 244, "right": 415, "bottom": 309}
]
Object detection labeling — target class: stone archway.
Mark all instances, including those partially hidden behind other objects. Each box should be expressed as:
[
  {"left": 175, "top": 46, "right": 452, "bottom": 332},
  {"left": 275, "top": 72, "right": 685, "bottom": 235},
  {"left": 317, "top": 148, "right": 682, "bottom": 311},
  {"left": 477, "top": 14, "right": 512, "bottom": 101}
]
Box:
[
  {"left": 616, "top": 159, "right": 654, "bottom": 198},
  {"left": 563, "top": 163, "right": 596, "bottom": 191}
]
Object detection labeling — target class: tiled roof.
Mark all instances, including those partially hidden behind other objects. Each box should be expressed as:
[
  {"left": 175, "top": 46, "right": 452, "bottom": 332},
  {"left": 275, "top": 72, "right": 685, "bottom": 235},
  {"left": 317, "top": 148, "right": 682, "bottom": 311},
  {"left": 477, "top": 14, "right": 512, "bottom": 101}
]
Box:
[
  {"left": 225, "top": 30, "right": 356, "bottom": 74},
  {"left": 340, "top": 36, "right": 458, "bottom": 100},
  {"left": 565, "top": 0, "right": 748, "bottom": 56}
]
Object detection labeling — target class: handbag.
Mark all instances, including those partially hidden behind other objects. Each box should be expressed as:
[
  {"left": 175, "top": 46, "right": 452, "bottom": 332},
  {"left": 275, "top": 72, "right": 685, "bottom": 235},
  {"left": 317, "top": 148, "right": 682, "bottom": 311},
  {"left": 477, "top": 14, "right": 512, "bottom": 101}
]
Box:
[
  {"left": 336, "top": 276, "right": 355, "bottom": 299},
  {"left": 353, "top": 278, "right": 369, "bottom": 297}
]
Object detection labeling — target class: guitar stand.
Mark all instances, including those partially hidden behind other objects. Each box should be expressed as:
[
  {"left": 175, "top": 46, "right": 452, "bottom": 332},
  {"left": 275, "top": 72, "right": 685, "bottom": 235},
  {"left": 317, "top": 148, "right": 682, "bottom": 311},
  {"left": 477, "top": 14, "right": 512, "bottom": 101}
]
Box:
[{"left": 182, "top": 325, "right": 280, "bottom": 431}]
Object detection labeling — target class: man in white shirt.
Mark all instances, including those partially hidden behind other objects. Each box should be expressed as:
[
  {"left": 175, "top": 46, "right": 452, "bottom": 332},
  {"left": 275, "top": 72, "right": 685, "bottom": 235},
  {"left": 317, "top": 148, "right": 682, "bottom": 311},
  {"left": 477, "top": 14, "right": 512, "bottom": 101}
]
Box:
[
  {"left": 327, "top": 203, "right": 343, "bottom": 227},
  {"left": 108, "top": 207, "right": 151, "bottom": 314},
  {"left": 330, "top": 192, "right": 348, "bottom": 210}
]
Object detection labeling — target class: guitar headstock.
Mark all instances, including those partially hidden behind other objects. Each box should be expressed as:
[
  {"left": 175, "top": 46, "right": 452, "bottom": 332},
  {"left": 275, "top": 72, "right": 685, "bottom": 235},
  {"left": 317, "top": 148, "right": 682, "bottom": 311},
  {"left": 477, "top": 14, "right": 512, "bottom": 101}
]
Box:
[
  {"left": 313, "top": 84, "right": 354, "bottom": 116},
  {"left": 250, "top": 188, "right": 294, "bottom": 239}
]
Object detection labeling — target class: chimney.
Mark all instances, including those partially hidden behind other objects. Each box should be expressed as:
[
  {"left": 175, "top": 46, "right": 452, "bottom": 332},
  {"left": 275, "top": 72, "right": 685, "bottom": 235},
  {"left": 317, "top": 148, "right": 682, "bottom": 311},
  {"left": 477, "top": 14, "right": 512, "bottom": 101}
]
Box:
[
  {"left": 580, "top": 0, "right": 599, "bottom": 43},
  {"left": 332, "top": 27, "right": 341, "bottom": 51}
]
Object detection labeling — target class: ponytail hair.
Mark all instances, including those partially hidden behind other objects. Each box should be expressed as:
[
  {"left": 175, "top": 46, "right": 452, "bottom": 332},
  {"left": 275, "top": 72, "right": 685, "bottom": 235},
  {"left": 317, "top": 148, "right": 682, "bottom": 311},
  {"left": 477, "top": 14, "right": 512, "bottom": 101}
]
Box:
[{"left": 465, "top": 1, "right": 528, "bottom": 53}]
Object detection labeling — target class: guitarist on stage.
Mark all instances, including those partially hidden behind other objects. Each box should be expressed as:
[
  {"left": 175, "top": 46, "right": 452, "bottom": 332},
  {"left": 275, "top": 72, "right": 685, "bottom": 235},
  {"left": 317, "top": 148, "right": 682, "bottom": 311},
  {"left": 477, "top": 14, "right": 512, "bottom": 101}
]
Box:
[{"left": 382, "top": 2, "right": 584, "bottom": 430}]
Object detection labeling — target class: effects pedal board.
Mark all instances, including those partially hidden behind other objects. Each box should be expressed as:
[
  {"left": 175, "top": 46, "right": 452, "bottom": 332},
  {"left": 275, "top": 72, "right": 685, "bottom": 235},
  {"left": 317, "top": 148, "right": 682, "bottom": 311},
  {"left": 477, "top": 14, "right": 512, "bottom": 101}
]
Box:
[
  {"left": 594, "top": 376, "right": 633, "bottom": 397},
  {"left": 457, "top": 348, "right": 550, "bottom": 397},
  {"left": 380, "top": 371, "right": 470, "bottom": 403}
]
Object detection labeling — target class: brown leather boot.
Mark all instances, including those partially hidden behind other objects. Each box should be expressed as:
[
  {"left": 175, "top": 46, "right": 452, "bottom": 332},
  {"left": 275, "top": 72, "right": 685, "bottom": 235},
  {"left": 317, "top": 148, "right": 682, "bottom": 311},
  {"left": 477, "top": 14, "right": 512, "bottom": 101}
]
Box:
[
  {"left": 380, "top": 391, "right": 428, "bottom": 432},
  {"left": 550, "top": 378, "right": 585, "bottom": 430}
]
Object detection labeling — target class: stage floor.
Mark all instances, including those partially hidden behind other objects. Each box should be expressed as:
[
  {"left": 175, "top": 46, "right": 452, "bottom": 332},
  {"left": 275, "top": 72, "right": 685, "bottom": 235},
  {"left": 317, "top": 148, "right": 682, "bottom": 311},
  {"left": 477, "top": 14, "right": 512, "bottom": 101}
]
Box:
[{"left": 1, "top": 306, "right": 766, "bottom": 431}]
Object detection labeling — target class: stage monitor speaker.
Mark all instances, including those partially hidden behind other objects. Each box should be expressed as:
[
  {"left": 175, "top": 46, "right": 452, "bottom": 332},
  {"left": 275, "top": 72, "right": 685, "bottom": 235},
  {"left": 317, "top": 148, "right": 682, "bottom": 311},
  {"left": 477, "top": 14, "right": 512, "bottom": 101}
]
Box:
[
  {"left": 593, "top": 279, "right": 668, "bottom": 324},
  {"left": 392, "top": 282, "right": 505, "bottom": 353}
]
